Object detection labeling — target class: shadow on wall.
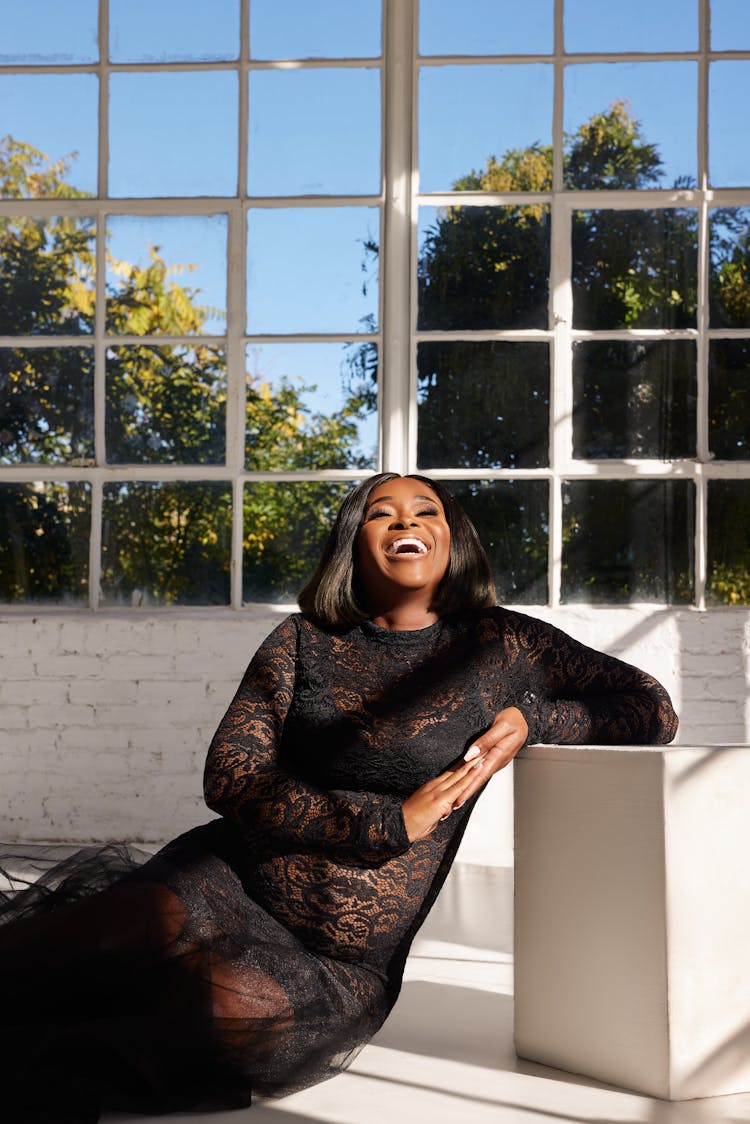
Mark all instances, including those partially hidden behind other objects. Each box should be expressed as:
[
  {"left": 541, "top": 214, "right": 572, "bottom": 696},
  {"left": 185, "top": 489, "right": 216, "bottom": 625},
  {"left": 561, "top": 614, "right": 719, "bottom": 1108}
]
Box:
[{"left": 603, "top": 609, "right": 750, "bottom": 745}]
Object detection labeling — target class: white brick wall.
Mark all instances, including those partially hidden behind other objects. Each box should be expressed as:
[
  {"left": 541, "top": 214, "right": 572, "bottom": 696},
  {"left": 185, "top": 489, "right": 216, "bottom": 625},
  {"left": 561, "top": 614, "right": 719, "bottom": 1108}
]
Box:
[{"left": 1, "top": 607, "right": 748, "bottom": 859}]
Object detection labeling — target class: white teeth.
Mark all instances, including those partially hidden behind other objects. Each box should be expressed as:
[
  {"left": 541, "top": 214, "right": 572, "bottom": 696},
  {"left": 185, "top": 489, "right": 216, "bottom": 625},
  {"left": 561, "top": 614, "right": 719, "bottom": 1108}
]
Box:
[{"left": 385, "top": 536, "right": 429, "bottom": 556}]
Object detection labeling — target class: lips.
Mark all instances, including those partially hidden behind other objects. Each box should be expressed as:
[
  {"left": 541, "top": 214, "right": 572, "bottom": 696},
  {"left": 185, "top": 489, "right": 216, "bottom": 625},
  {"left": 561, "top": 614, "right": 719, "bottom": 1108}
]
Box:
[{"left": 384, "top": 536, "right": 430, "bottom": 556}]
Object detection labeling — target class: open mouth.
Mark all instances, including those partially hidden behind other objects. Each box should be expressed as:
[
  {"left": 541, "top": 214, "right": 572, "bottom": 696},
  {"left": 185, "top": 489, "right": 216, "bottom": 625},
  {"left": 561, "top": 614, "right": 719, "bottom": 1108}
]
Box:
[{"left": 385, "top": 536, "right": 429, "bottom": 556}]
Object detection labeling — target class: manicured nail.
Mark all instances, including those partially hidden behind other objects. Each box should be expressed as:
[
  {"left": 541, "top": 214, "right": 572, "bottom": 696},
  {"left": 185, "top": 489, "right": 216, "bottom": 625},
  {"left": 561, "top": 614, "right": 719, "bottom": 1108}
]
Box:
[{"left": 464, "top": 745, "right": 480, "bottom": 761}]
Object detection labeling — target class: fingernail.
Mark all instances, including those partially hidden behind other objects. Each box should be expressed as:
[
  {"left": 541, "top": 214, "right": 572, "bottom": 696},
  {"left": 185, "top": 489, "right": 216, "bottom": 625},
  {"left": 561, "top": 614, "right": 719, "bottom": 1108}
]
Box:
[{"left": 464, "top": 745, "right": 480, "bottom": 761}]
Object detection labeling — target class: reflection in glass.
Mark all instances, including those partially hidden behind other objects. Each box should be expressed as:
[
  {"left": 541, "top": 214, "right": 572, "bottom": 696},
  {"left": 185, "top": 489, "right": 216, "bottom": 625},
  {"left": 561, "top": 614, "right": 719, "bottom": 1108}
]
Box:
[
  {"left": 110, "top": 0, "right": 239, "bottom": 61},
  {"left": 711, "top": 0, "right": 750, "bottom": 50},
  {"left": 106, "top": 346, "right": 226, "bottom": 465},
  {"left": 417, "top": 342, "right": 549, "bottom": 468},
  {"left": 564, "top": 67, "right": 696, "bottom": 190},
  {"left": 109, "top": 73, "right": 238, "bottom": 197},
  {"left": 243, "top": 481, "right": 351, "bottom": 603},
  {"left": 443, "top": 479, "right": 548, "bottom": 605},
  {"left": 572, "top": 341, "right": 696, "bottom": 459},
  {"left": 0, "top": 76, "right": 98, "bottom": 197},
  {"left": 0, "top": 214, "right": 95, "bottom": 335},
  {"left": 0, "top": 482, "right": 90, "bottom": 603},
  {"left": 0, "top": 0, "right": 98, "bottom": 63},
  {"left": 420, "top": 0, "right": 553, "bottom": 55},
  {"left": 419, "top": 65, "right": 552, "bottom": 192},
  {"left": 106, "top": 215, "right": 227, "bottom": 336},
  {"left": 709, "top": 341, "right": 750, "bottom": 460},
  {"left": 572, "top": 209, "right": 698, "bottom": 329},
  {"left": 707, "top": 481, "right": 750, "bottom": 605},
  {"left": 0, "top": 348, "right": 94, "bottom": 465},
  {"left": 709, "top": 208, "right": 750, "bottom": 327},
  {"left": 250, "top": 0, "right": 381, "bottom": 59},
  {"left": 565, "top": 0, "right": 695, "bottom": 53},
  {"left": 245, "top": 343, "right": 376, "bottom": 470},
  {"left": 710, "top": 62, "right": 750, "bottom": 187},
  {"left": 562, "top": 480, "right": 694, "bottom": 604},
  {"left": 248, "top": 69, "right": 380, "bottom": 196},
  {"left": 101, "top": 481, "right": 232, "bottom": 605},
  {"left": 247, "top": 207, "right": 379, "bottom": 333},
  {"left": 418, "top": 205, "right": 550, "bottom": 330}
]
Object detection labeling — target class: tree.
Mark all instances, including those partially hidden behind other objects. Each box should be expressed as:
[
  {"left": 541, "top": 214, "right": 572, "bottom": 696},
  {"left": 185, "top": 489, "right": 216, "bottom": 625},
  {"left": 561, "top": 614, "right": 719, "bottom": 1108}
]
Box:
[
  {"left": 0, "top": 135, "right": 367, "bottom": 604},
  {"left": 413, "top": 100, "right": 745, "bottom": 604}
]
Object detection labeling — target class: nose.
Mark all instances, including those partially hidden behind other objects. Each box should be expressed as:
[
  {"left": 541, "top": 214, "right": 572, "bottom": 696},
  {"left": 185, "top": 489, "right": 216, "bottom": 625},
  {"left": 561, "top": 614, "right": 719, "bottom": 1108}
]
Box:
[{"left": 388, "top": 514, "right": 419, "bottom": 530}]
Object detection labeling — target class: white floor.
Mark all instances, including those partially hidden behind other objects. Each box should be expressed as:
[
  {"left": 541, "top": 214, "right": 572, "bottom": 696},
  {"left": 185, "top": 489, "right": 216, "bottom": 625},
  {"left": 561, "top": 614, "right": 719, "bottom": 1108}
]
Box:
[{"left": 94, "top": 863, "right": 750, "bottom": 1124}]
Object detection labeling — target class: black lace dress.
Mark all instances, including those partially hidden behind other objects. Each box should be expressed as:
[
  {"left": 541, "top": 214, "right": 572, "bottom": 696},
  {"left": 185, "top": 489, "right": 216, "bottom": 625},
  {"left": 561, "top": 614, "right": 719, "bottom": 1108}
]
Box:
[{"left": 0, "top": 608, "right": 678, "bottom": 1121}]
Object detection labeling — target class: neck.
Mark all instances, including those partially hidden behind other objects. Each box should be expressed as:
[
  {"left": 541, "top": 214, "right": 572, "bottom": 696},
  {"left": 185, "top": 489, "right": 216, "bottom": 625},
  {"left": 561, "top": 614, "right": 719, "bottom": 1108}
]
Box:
[{"left": 368, "top": 602, "right": 439, "bottom": 631}]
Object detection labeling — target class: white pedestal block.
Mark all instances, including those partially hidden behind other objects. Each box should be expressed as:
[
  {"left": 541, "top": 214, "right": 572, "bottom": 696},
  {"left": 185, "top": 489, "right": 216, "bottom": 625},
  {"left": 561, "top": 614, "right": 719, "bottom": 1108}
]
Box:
[{"left": 514, "top": 745, "right": 750, "bottom": 1100}]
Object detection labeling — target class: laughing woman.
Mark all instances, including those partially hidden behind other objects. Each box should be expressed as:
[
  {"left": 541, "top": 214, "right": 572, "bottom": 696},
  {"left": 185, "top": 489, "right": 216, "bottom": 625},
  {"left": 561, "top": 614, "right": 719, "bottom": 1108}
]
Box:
[{"left": 0, "top": 473, "right": 678, "bottom": 1121}]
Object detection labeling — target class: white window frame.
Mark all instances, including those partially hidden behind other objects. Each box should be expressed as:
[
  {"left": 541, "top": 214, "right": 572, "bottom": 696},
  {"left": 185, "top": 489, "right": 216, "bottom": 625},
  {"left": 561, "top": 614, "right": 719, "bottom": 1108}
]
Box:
[{"left": 0, "top": 0, "right": 748, "bottom": 612}]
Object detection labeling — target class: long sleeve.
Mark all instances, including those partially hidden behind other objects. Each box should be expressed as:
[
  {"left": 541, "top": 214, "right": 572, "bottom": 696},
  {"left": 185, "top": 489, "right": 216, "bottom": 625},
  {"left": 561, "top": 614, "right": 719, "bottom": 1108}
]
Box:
[
  {"left": 501, "top": 610, "right": 679, "bottom": 746},
  {"left": 203, "top": 615, "right": 411, "bottom": 865}
]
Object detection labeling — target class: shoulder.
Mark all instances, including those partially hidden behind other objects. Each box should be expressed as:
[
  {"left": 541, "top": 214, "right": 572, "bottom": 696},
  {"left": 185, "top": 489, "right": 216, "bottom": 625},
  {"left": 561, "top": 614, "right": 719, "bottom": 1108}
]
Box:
[{"left": 457, "top": 606, "right": 577, "bottom": 658}]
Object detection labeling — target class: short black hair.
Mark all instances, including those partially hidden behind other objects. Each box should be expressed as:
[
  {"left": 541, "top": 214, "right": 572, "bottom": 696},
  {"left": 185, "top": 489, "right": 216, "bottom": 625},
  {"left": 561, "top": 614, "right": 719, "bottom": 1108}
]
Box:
[{"left": 298, "top": 473, "right": 496, "bottom": 628}]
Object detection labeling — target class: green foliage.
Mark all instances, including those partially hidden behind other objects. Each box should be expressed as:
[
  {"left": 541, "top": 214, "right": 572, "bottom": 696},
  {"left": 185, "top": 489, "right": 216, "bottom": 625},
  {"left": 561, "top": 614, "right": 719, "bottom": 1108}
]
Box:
[{"left": 0, "top": 136, "right": 366, "bottom": 604}]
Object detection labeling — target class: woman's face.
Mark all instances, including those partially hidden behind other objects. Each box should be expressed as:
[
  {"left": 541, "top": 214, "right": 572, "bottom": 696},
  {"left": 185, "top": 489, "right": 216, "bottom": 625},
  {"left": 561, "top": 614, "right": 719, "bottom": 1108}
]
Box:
[{"left": 357, "top": 477, "right": 451, "bottom": 607}]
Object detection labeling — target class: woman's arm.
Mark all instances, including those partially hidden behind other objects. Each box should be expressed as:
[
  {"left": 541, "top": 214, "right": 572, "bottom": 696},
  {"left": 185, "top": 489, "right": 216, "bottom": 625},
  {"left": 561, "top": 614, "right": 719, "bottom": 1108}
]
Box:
[
  {"left": 449, "top": 610, "right": 678, "bottom": 813},
  {"left": 203, "top": 616, "right": 411, "bottom": 865},
  {"left": 506, "top": 610, "right": 679, "bottom": 747}
]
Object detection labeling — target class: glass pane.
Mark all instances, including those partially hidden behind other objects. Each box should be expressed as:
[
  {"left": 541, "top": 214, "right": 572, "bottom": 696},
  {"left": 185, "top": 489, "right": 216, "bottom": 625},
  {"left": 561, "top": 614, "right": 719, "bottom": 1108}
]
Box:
[
  {"left": 709, "top": 208, "right": 750, "bottom": 328},
  {"left": 564, "top": 66, "right": 696, "bottom": 190},
  {"left": 106, "top": 346, "right": 226, "bottom": 465},
  {"left": 707, "top": 481, "right": 750, "bottom": 605},
  {"left": 101, "top": 481, "right": 231, "bottom": 605},
  {"left": 417, "top": 342, "right": 549, "bottom": 468},
  {"left": 247, "top": 207, "right": 379, "bottom": 333},
  {"left": 712, "top": 1, "right": 750, "bottom": 51},
  {"left": 248, "top": 69, "right": 380, "bottom": 196},
  {"left": 443, "top": 479, "right": 548, "bottom": 605},
  {"left": 572, "top": 341, "right": 696, "bottom": 459},
  {"left": 0, "top": 215, "right": 95, "bottom": 335},
  {"left": 565, "top": 0, "right": 696, "bottom": 52},
  {"left": 562, "top": 480, "right": 694, "bottom": 604},
  {"left": 110, "top": 0, "right": 239, "bottom": 62},
  {"left": 572, "top": 209, "right": 698, "bottom": 329},
  {"left": 0, "top": 76, "right": 98, "bottom": 197},
  {"left": 709, "top": 341, "right": 750, "bottom": 460},
  {"left": 419, "top": 0, "right": 553, "bottom": 55},
  {"left": 0, "top": 0, "right": 98, "bottom": 63},
  {"left": 106, "top": 215, "right": 227, "bottom": 336},
  {"left": 250, "top": 0, "right": 381, "bottom": 59},
  {"left": 419, "top": 65, "right": 552, "bottom": 192},
  {"left": 0, "top": 482, "right": 90, "bottom": 604},
  {"left": 243, "top": 481, "right": 351, "bottom": 602},
  {"left": 109, "top": 73, "right": 238, "bottom": 197},
  {"left": 418, "top": 205, "right": 550, "bottom": 330},
  {"left": 710, "top": 62, "right": 750, "bottom": 187},
  {"left": 246, "top": 343, "right": 376, "bottom": 470},
  {"left": 0, "top": 348, "right": 94, "bottom": 465}
]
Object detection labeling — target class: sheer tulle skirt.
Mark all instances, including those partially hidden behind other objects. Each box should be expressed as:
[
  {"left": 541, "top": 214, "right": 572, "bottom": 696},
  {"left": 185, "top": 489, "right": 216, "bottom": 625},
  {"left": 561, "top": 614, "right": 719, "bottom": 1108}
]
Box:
[{"left": 0, "top": 823, "right": 389, "bottom": 1121}]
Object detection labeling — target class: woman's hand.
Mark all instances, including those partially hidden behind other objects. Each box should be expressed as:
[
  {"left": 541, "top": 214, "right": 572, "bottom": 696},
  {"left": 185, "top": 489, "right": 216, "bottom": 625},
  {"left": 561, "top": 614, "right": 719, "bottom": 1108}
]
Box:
[
  {"left": 402, "top": 758, "right": 484, "bottom": 842},
  {"left": 450, "top": 706, "right": 529, "bottom": 812}
]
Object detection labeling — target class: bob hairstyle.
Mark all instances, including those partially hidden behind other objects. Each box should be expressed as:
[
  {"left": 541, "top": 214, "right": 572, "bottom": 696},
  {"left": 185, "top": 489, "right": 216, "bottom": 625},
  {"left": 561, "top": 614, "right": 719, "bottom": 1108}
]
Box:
[{"left": 298, "top": 473, "right": 497, "bottom": 628}]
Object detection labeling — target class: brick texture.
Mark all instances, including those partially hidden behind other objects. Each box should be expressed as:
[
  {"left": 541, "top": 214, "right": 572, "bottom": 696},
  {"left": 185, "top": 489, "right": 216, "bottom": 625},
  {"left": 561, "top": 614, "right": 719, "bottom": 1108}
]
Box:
[{"left": 1, "top": 607, "right": 748, "bottom": 858}]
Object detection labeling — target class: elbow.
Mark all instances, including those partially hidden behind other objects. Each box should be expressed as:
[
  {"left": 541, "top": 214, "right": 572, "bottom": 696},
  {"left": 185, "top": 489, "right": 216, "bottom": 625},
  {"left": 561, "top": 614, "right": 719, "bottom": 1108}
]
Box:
[{"left": 652, "top": 699, "right": 679, "bottom": 745}]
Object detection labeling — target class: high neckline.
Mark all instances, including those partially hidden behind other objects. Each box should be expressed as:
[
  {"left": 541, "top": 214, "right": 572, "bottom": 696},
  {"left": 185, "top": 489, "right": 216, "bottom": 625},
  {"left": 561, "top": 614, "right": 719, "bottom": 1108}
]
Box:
[{"left": 360, "top": 617, "right": 445, "bottom": 643}]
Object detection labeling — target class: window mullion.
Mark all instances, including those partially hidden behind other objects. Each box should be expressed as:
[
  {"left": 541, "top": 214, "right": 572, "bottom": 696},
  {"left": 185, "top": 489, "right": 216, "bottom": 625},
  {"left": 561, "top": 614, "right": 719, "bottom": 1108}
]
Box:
[{"left": 380, "top": 0, "right": 416, "bottom": 474}]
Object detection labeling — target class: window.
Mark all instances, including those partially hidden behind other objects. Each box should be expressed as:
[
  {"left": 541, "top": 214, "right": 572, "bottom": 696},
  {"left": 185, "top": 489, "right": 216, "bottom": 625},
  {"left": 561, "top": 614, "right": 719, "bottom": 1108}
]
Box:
[{"left": 1, "top": 0, "right": 748, "bottom": 608}]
